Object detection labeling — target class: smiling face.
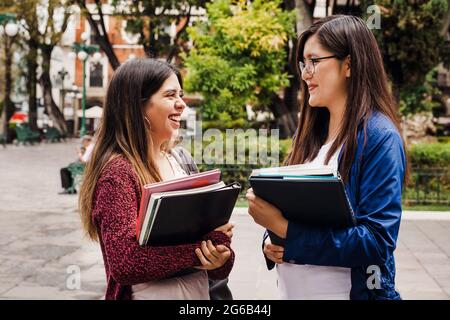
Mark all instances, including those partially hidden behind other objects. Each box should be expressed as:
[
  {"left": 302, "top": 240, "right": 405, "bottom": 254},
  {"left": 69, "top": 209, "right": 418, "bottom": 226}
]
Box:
[
  {"left": 301, "top": 34, "right": 350, "bottom": 109},
  {"left": 144, "top": 73, "right": 186, "bottom": 144}
]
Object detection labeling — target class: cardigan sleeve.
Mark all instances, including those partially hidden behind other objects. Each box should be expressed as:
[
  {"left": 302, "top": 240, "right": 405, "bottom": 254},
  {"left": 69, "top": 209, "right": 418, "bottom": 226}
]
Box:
[
  {"left": 93, "top": 169, "right": 233, "bottom": 285},
  {"left": 206, "top": 233, "right": 235, "bottom": 280}
]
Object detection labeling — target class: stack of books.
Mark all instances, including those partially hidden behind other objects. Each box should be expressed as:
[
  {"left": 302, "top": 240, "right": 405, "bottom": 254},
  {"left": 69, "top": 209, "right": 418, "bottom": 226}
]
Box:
[
  {"left": 137, "top": 169, "right": 241, "bottom": 246},
  {"left": 249, "top": 164, "right": 356, "bottom": 245}
]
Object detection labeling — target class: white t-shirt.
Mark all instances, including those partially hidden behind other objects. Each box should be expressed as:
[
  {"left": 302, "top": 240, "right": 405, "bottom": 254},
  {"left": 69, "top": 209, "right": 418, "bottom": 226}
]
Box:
[
  {"left": 276, "top": 140, "right": 352, "bottom": 300},
  {"left": 132, "top": 152, "right": 209, "bottom": 300},
  {"left": 81, "top": 142, "right": 94, "bottom": 163}
]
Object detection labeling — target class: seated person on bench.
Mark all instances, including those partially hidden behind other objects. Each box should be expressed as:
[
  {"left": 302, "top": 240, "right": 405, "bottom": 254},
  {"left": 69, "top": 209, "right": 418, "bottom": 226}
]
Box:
[{"left": 58, "top": 135, "right": 94, "bottom": 194}]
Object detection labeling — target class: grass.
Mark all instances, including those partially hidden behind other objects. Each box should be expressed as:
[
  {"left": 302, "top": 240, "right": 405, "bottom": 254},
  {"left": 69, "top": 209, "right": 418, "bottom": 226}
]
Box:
[{"left": 403, "top": 204, "right": 450, "bottom": 212}]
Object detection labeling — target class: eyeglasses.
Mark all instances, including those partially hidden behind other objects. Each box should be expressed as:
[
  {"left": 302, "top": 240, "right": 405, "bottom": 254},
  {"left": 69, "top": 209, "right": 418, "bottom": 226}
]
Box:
[{"left": 299, "top": 55, "right": 338, "bottom": 76}]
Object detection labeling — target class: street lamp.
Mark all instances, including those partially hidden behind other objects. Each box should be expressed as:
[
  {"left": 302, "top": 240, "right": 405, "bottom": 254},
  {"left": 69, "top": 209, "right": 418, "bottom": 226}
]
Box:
[
  {"left": 0, "top": 13, "right": 18, "bottom": 37},
  {"left": 0, "top": 13, "right": 19, "bottom": 142},
  {"left": 57, "top": 67, "right": 69, "bottom": 115},
  {"left": 72, "top": 31, "right": 99, "bottom": 137}
]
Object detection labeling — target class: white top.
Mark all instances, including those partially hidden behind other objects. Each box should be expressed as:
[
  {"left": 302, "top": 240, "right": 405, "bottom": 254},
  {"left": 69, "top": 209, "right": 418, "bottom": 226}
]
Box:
[
  {"left": 132, "top": 152, "right": 209, "bottom": 300},
  {"left": 276, "top": 140, "right": 352, "bottom": 300},
  {"left": 81, "top": 142, "right": 95, "bottom": 163}
]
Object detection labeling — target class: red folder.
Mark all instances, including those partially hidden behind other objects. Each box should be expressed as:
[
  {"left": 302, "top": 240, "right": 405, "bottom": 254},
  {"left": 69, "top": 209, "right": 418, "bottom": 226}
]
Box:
[{"left": 136, "top": 169, "right": 221, "bottom": 239}]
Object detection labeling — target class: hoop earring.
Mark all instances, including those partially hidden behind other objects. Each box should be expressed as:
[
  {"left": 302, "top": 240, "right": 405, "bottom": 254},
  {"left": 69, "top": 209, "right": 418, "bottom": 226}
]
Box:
[{"left": 144, "top": 116, "right": 151, "bottom": 128}]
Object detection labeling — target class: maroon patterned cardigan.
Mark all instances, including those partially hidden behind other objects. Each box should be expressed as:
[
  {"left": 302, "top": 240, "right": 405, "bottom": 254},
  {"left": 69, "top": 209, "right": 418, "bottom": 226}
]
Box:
[{"left": 91, "top": 156, "right": 234, "bottom": 300}]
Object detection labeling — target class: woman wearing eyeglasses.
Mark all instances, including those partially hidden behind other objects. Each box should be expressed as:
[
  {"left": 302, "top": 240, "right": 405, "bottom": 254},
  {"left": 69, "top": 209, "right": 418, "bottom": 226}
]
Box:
[{"left": 246, "top": 15, "right": 408, "bottom": 300}]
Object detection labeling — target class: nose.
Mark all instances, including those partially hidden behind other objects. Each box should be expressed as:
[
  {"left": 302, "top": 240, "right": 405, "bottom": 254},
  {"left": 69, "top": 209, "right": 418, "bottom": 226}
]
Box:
[
  {"left": 301, "top": 68, "right": 312, "bottom": 81},
  {"left": 175, "top": 97, "right": 186, "bottom": 112}
]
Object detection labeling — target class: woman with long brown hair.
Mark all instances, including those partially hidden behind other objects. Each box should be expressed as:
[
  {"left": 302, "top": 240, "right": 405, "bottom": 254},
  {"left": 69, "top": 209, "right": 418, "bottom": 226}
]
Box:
[
  {"left": 247, "top": 15, "right": 407, "bottom": 300},
  {"left": 79, "top": 58, "right": 234, "bottom": 300}
]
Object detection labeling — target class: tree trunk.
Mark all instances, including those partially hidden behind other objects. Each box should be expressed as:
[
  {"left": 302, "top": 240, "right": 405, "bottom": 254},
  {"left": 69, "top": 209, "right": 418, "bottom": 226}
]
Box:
[
  {"left": 80, "top": 0, "right": 121, "bottom": 70},
  {"left": 268, "top": 94, "right": 298, "bottom": 138},
  {"left": 2, "top": 36, "right": 15, "bottom": 143},
  {"left": 441, "top": 0, "right": 450, "bottom": 36},
  {"left": 27, "top": 43, "right": 39, "bottom": 131},
  {"left": 40, "top": 46, "right": 68, "bottom": 135},
  {"left": 296, "top": 0, "right": 314, "bottom": 30},
  {"left": 271, "top": 0, "right": 313, "bottom": 138},
  {"left": 145, "top": 18, "right": 159, "bottom": 58},
  {"left": 167, "top": 9, "right": 192, "bottom": 62},
  {"left": 95, "top": 33, "right": 121, "bottom": 70}
]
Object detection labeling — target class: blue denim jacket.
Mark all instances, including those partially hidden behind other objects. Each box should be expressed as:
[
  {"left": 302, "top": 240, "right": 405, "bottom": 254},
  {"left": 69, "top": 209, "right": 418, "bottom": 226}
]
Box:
[{"left": 264, "top": 111, "right": 406, "bottom": 300}]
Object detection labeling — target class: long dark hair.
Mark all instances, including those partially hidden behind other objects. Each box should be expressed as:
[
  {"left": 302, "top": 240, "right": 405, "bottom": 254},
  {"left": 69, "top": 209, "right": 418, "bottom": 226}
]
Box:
[
  {"left": 79, "top": 58, "right": 182, "bottom": 241},
  {"left": 285, "top": 15, "right": 408, "bottom": 183}
]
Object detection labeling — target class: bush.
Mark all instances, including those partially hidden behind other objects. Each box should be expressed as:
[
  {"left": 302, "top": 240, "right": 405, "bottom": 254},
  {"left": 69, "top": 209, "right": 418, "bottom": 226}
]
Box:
[
  {"left": 185, "top": 131, "right": 292, "bottom": 196},
  {"left": 190, "top": 137, "right": 450, "bottom": 204},
  {"left": 199, "top": 138, "right": 292, "bottom": 194},
  {"left": 408, "top": 142, "right": 450, "bottom": 168},
  {"left": 405, "top": 142, "right": 450, "bottom": 205},
  {"left": 202, "top": 118, "right": 249, "bottom": 131}
]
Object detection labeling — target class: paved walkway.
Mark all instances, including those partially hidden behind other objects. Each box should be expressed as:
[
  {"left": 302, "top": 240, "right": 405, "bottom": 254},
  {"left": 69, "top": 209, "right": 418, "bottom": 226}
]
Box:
[{"left": 0, "top": 140, "right": 449, "bottom": 300}]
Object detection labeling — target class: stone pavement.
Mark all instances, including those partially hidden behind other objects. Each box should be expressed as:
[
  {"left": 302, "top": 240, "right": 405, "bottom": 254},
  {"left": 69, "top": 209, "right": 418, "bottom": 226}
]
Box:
[{"left": 0, "top": 140, "right": 449, "bottom": 300}]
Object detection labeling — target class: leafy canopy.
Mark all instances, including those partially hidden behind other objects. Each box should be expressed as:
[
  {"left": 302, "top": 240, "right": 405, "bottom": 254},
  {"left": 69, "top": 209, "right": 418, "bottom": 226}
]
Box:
[{"left": 183, "top": 0, "right": 295, "bottom": 121}]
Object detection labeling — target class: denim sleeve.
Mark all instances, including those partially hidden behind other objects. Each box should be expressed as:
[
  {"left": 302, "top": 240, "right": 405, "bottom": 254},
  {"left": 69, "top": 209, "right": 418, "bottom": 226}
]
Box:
[{"left": 283, "top": 129, "right": 405, "bottom": 268}]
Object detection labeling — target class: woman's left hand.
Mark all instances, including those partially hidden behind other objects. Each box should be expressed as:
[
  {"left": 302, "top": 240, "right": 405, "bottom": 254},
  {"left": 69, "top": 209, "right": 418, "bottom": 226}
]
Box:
[
  {"left": 194, "top": 241, "right": 231, "bottom": 271},
  {"left": 246, "top": 188, "right": 288, "bottom": 239}
]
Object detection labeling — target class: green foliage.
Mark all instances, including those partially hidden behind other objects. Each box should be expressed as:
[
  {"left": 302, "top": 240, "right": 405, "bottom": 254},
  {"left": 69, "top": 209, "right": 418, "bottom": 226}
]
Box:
[
  {"left": 370, "top": 0, "right": 447, "bottom": 85},
  {"left": 183, "top": 0, "right": 295, "bottom": 121},
  {"left": 399, "top": 68, "right": 442, "bottom": 115},
  {"left": 409, "top": 142, "right": 450, "bottom": 168},
  {"left": 190, "top": 137, "right": 450, "bottom": 204},
  {"left": 112, "top": 0, "right": 210, "bottom": 58},
  {"left": 367, "top": 0, "right": 448, "bottom": 116},
  {"left": 202, "top": 118, "right": 249, "bottom": 131},
  {"left": 189, "top": 136, "right": 292, "bottom": 196}
]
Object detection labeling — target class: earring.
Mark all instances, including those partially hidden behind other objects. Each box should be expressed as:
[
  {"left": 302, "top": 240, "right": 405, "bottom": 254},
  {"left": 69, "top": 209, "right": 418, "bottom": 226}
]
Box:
[{"left": 144, "top": 116, "right": 151, "bottom": 127}]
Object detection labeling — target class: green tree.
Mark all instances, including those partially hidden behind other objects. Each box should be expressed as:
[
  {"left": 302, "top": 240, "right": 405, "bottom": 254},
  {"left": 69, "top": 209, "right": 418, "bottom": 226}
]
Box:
[
  {"left": 20, "top": 0, "right": 74, "bottom": 135},
  {"left": 112, "top": 0, "right": 211, "bottom": 60},
  {"left": 17, "top": 0, "right": 40, "bottom": 131},
  {"left": 362, "top": 0, "right": 448, "bottom": 115},
  {"left": 183, "top": 0, "right": 295, "bottom": 134}
]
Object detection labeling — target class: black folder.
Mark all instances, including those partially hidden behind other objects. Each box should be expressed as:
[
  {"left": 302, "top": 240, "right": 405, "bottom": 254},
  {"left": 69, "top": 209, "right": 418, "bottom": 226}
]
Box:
[
  {"left": 249, "top": 176, "right": 356, "bottom": 245},
  {"left": 144, "top": 183, "right": 241, "bottom": 246}
]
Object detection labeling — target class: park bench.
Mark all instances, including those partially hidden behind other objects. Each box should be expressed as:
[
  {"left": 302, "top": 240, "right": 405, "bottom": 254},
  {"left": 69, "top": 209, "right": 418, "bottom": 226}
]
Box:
[
  {"left": 44, "top": 127, "right": 63, "bottom": 143},
  {"left": 0, "top": 133, "right": 6, "bottom": 147},
  {"left": 67, "top": 162, "right": 85, "bottom": 193},
  {"left": 15, "top": 124, "right": 41, "bottom": 145}
]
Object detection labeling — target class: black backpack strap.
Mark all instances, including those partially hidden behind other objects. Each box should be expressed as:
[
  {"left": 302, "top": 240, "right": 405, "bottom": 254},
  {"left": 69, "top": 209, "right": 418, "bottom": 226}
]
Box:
[{"left": 170, "top": 146, "right": 199, "bottom": 175}]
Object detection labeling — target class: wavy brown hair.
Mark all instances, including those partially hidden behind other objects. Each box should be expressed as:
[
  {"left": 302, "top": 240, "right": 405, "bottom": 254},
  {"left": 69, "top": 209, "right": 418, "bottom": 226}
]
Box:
[
  {"left": 78, "top": 59, "right": 182, "bottom": 241},
  {"left": 285, "top": 15, "right": 408, "bottom": 183}
]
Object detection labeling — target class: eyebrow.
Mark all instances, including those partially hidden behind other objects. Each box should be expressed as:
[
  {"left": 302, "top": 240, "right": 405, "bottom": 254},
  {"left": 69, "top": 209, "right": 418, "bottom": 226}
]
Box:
[
  {"left": 303, "top": 53, "right": 319, "bottom": 60},
  {"left": 163, "top": 89, "right": 183, "bottom": 95}
]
